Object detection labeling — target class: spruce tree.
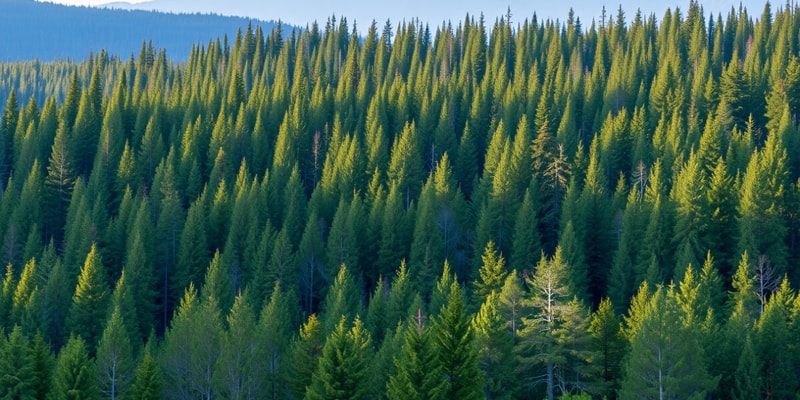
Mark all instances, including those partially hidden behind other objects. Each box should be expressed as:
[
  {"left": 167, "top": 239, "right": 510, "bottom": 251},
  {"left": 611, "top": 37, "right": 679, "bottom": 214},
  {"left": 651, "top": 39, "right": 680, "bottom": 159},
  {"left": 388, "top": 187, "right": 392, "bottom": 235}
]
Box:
[
  {"left": 0, "top": 325, "right": 36, "bottom": 399},
  {"left": 472, "top": 291, "right": 517, "bottom": 399},
  {"left": 387, "top": 320, "right": 443, "bottom": 400},
  {"left": 431, "top": 280, "right": 484, "bottom": 400},
  {"left": 472, "top": 241, "right": 508, "bottom": 308},
  {"left": 66, "top": 245, "right": 110, "bottom": 350},
  {"left": 305, "top": 317, "right": 373, "bottom": 400},
  {"left": 619, "top": 286, "right": 715, "bottom": 400},
  {"left": 259, "top": 282, "right": 295, "bottom": 400},
  {"left": 95, "top": 305, "right": 134, "bottom": 400},
  {"left": 49, "top": 335, "right": 98, "bottom": 400},
  {"left": 128, "top": 340, "right": 162, "bottom": 400},
  {"left": 288, "top": 314, "right": 324, "bottom": 398}
]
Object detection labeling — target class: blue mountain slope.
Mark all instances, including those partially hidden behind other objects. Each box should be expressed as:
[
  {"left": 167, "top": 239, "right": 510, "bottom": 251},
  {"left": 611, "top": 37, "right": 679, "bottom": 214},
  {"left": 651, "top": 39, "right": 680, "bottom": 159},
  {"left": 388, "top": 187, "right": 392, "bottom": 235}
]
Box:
[{"left": 0, "top": 0, "right": 281, "bottom": 61}]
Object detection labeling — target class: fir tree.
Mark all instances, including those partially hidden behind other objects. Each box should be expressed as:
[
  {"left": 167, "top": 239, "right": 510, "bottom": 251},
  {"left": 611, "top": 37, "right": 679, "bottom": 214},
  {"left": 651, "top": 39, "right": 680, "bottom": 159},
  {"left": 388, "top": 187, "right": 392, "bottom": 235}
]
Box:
[
  {"left": 305, "top": 317, "right": 373, "bottom": 400},
  {"left": 387, "top": 319, "right": 443, "bottom": 400},
  {"left": 0, "top": 325, "right": 36, "bottom": 399},
  {"left": 128, "top": 340, "right": 163, "bottom": 400},
  {"left": 49, "top": 335, "right": 98, "bottom": 400},
  {"left": 66, "top": 245, "right": 110, "bottom": 350},
  {"left": 431, "top": 279, "right": 484, "bottom": 400},
  {"left": 95, "top": 305, "right": 134, "bottom": 400}
]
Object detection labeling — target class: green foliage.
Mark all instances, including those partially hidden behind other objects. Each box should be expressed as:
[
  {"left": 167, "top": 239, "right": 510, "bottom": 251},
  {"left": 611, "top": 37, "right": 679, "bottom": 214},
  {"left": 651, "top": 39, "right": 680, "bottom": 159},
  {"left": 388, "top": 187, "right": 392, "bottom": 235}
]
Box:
[
  {"left": 619, "top": 286, "right": 716, "bottom": 400},
  {"left": 95, "top": 305, "right": 134, "bottom": 399},
  {"left": 128, "top": 340, "right": 162, "bottom": 400},
  {"left": 305, "top": 317, "right": 373, "bottom": 400},
  {"left": 387, "top": 320, "right": 443, "bottom": 400},
  {"left": 0, "top": 325, "right": 36, "bottom": 399},
  {"left": 288, "top": 313, "right": 324, "bottom": 398},
  {"left": 66, "top": 245, "right": 110, "bottom": 350},
  {"left": 587, "top": 298, "right": 625, "bottom": 398},
  {"left": 473, "top": 291, "right": 517, "bottom": 399},
  {"left": 431, "top": 279, "right": 484, "bottom": 400},
  {"left": 49, "top": 335, "right": 98, "bottom": 400},
  {"left": 4, "top": 5, "right": 800, "bottom": 399}
]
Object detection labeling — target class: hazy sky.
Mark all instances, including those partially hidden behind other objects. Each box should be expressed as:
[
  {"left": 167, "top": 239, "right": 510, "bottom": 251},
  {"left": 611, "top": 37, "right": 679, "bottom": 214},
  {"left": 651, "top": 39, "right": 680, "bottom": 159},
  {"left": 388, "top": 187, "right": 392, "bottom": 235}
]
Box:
[{"left": 39, "top": 0, "right": 774, "bottom": 31}]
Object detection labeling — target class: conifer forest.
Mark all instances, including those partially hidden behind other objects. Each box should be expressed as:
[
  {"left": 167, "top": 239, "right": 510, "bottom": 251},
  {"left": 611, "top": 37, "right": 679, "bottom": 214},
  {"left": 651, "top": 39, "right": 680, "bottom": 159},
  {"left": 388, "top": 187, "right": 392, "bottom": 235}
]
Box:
[{"left": 3, "top": 1, "right": 800, "bottom": 399}]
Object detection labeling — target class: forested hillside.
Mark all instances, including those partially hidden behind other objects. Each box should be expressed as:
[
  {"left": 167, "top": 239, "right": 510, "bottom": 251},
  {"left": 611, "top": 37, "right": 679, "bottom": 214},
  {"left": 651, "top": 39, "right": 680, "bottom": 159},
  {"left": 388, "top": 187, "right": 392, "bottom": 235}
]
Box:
[
  {"left": 0, "top": 0, "right": 280, "bottom": 61},
  {"left": 1, "top": 1, "right": 800, "bottom": 399}
]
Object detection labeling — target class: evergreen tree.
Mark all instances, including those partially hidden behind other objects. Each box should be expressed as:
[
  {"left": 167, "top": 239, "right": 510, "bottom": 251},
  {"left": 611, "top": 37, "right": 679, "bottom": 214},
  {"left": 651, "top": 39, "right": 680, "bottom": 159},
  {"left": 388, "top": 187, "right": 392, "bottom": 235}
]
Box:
[
  {"left": 288, "top": 314, "right": 325, "bottom": 398},
  {"left": 386, "top": 319, "right": 443, "bottom": 400},
  {"left": 259, "top": 282, "right": 295, "bottom": 400},
  {"left": 213, "top": 293, "right": 260, "bottom": 399},
  {"left": 587, "top": 298, "right": 625, "bottom": 399},
  {"left": 30, "top": 332, "right": 54, "bottom": 400},
  {"left": 66, "top": 245, "right": 110, "bottom": 350},
  {"left": 756, "top": 296, "right": 797, "bottom": 398},
  {"left": 517, "top": 248, "right": 589, "bottom": 399},
  {"left": 472, "top": 291, "right": 517, "bottom": 399},
  {"left": 730, "top": 334, "right": 761, "bottom": 400},
  {"left": 95, "top": 305, "right": 134, "bottom": 400},
  {"left": 619, "top": 286, "right": 715, "bottom": 400},
  {"left": 304, "top": 317, "right": 373, "bottom": 400},
  {"left": 472, "top": 241, "right": 508, "bottom": 307},
  {"left": 0, "top": 325, "right": 36, "bottom": 399},
  {"left": 320, "top": 264, "right": 362, "bottom": 335},
  {"left": 128, "top": 340, "right": 162, "bottom": 400},
  {"left": 431, "top": 279, "right": 484, "bottom": 400},
  {"left": 43, "top": 123, "right": 75, "bottom": 246},
  {"left": 49, "top": 335, "right": 98, "bottom": 400}
]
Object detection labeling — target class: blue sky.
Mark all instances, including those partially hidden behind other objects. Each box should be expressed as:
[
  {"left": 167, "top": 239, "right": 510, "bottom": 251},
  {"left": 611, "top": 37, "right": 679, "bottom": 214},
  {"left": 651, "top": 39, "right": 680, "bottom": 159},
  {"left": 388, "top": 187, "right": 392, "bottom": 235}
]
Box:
[{"left": 40, "top": 0, "right": 774, "bottom": 31}]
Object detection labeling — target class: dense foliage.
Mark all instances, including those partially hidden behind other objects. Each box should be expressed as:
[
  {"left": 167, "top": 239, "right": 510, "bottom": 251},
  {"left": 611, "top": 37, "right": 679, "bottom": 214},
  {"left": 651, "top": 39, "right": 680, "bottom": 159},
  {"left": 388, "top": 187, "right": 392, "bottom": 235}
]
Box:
[
  {"left": 0, "top": 0, "right": 280, "bottom": 62},
  {"left": 1, "top": 1, "right": 800, "bottom": 398}
]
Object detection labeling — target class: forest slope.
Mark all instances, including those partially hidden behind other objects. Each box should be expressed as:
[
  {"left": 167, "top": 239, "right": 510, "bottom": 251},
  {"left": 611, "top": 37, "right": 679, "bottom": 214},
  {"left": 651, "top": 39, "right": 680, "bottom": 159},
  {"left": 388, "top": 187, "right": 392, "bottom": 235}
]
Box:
[
  {"left": 1, "top": 2, "right": 800, "bottom": 399},
  {"left": 0, "top": 0, "right": 280, "bottom": 61}
]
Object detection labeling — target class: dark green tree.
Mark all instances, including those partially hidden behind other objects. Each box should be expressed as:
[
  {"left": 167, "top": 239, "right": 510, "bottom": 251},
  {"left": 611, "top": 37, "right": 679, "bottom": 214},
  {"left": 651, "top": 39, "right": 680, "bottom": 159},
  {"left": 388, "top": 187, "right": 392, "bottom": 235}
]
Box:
[
  {"left": 128, "top": 340, "right": 162, "bottom": 400},
  {"left": 472, "top": 291, "right": 517, "bottom": 399},
  {"left": 386, "top": 319, "right": 443, "bottom": 400},
  {"left": 0, "top": 325, "right": 36, "bottom": 399},
  {"left": 304, "top": 317, "right": 373, "bottom": 400},
  {"left": 431, "top": 279, "right": 484, "bottom": 400},
  {"left": 49, "top": 335, "right": 98, "bottom": 400},
  {"left": 288, "top": 314, "right": 324, "bottom": 399},
  {"left": 66, "top": 245, "right": 110, "bottom": 350},
  {"left": 95, "top": 304, "right": 134, "bottom": 400}
]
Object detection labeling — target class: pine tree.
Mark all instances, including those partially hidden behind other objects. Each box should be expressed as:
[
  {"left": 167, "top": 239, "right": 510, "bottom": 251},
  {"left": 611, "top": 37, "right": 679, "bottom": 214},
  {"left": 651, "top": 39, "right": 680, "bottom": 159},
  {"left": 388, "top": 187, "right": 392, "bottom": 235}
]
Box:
[
  {"left": 320, "top": 264, "right": 362, "bottom": 335},
  {"left": 730, "top": 334, "right": 761, "bottom": 400},
  {"left": 472, "top": 291, "right": 517, "bottom": 399},
  {"left": 619, "top": 286, "right": 715, "bottom": 400},
  {"left": 387, "top": 319, "right": 443, "bottom": 400},
  {"left": 128, "top": 340, "right": 162, "bottom": 400},
  {"left": 586, "top": 298, "right": 625, "bottom": 398},
  {"left": 213, "top": 293, "right": 260, "bottom": 399},
  {"left": 67, "top": 245, "right": 110, "bottom": 350},
  {"left": 0, "top": 325, "right": 36, "bottom": 399},
  {"left": 431, "top": 279, "right": 484, "bottom": 400},
  {"left": 49, "top": 335, "right": 98, "bottom": 400},
  {"left": 288, "top": 314, "right": 324, "bottom": 399},
  {"left": 259, "top": 282, "right": 295, "bottom": 400},
  {"left": 43, "top": 123, "right": 75, "bottom": 246},
  {"left": 201, "top": 250, "right": 233, "bottom": 318},
  {"left": 519, "top": 245, "right": 595, "bottom": 398},
  {"left": 756, "top": 296, "right": 797, "bottom": 398},
  {"left": 304, "top": 317, "right": 373, "bottom": 400},
  {"left": 95, "top": 305, "right": 134, "bottom": 400},
  {"left": 472, "top": 241, "right": 508, "bottom": 307},
  {"left": 30, "top": 332, "right": 54, "bottom": 400},
  {"left": 510, "top": 188, "right": 541, "bottom": 274}
]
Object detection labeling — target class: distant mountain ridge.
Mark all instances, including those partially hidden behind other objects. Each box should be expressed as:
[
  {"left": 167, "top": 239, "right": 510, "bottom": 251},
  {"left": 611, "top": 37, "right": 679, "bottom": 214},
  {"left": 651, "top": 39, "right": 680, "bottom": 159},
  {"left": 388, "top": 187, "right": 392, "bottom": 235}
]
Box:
[{"left": 0, "top": 0, "right": 282, "bottom": 61}]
